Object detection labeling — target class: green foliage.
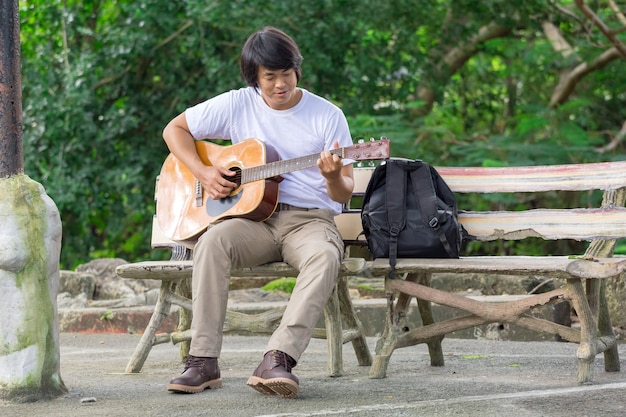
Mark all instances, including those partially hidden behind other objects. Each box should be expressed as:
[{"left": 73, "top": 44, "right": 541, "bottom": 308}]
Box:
[
  {"left": 262, "top": 278, "right": 296, "bottom": 294},
  {"left": 99, "top": 311, "right": 114, "bottom": 321},
  {"left": 17, "top": 1, "right": 626, "bottom": 267},
  {"left": 614, "top": 240, "right": 626, "bottom": 256}
]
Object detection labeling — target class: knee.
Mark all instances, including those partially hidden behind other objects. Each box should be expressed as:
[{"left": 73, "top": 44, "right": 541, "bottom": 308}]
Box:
[
  {"left": 307, "top": 243, "right": 342, "bottom": 271},
  {"left": 195, "top": 229, "right": 229, "bottom": 258}
]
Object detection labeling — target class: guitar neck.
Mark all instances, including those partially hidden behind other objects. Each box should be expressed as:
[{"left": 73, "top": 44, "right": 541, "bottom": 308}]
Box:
[{"left": 241, "top": 148, "right": 346, "bottom": 184}]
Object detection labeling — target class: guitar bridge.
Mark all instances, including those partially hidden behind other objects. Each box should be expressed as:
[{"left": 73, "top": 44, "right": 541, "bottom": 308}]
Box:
[{"left": 194, "top": 179, "right": 203, "bottom": 207}]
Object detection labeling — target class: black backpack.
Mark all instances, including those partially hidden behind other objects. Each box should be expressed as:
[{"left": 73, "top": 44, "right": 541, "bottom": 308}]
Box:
[{"left": 361, "top": 158, "right": 469, "bottom": 277}]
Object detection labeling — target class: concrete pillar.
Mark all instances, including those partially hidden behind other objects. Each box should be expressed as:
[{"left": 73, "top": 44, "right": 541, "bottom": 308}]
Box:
[{"left": 0, "top": 0, "right": 67, "bottom": 402}]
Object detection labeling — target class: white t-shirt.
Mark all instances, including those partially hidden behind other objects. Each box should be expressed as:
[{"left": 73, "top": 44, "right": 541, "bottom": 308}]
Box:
[{"left": 185, "top": 87, "right": 353, "bottom": 214}]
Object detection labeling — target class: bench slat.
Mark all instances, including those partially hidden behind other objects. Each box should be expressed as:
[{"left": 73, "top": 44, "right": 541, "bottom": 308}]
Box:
[
  {"left": 336, "top": 207, "right": 626, "bottom": 242},
  {"left": 116, "top": 258, "right": 368, "bottom": 281},
  {"left": 369, "top": 256, "right": 626, "bottom": 279},
  {"left": 437, "top": 160, "right": 626, "bottom": 193},
  {"left": 460, "top": 207, "right": 626, "bottom": 241}
]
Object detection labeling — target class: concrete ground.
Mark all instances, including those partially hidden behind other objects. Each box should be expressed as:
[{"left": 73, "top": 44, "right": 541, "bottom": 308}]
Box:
[{"left": 2, "top": 333, "right": 626, "bottom": 417}]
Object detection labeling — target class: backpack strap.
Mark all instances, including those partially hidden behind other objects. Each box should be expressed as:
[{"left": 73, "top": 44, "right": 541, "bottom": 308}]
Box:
[
  {"left": 385, "top": 161, "right": 407, "bottom": 279},
  {"left": 408, "top": 163, "right": 457, "bottom": 258}
]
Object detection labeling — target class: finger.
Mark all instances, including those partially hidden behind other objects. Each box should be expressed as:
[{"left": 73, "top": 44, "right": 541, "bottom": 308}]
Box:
[
  {"left": 221, "top": 168, "right": 237, "bottom": 177},
  {"left": 211, "top": 185, "right": 230, "bottom": 199}
]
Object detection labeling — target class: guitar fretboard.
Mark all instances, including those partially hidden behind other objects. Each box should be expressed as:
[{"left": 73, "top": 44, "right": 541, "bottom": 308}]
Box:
[{"left": 242, "top": 149, "right": 345, "bottom": 184}]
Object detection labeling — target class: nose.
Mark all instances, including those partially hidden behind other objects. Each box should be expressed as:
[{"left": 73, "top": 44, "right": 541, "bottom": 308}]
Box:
[{"left": 275, "top": 75, "right": 288, "bottom": 88}]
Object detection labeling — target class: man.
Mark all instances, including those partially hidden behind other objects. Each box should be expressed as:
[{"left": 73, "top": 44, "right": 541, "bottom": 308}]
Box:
[{"left": 162, "top": 26, "right": 354, "bottom": 399}]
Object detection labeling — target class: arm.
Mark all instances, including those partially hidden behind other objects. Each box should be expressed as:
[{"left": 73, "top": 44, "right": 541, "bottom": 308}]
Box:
[
  {"left": 162, "top": 112, "right": 236, "bottom": 200},
  {"left": 317, "top": 141, "right": 354, "bottom": 204}
]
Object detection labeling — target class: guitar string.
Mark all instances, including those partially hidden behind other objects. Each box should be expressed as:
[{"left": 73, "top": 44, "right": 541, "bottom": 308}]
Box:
[{"left": 226, "top": 141, "right": 387, "bottom": 185}]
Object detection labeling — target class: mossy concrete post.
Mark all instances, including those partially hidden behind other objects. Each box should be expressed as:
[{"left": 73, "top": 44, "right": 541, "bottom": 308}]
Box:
[
  {"left": 0, "top": 0, "right": 67, "bottom": 402},
  {"left": 0, "top": 177, "right": 67, "bottom": 401}
]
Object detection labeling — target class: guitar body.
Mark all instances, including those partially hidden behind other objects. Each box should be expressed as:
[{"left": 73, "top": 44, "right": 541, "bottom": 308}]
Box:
[{"left": 156, "top": 138, "right": 280, "bottom": 242}]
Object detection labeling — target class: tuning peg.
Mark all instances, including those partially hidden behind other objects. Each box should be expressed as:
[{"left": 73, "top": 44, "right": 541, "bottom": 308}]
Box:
[
  {"left": 357, "top": 161, "right": 364, "bottom": 167},
  {"left": 369, "top": 137, "right": 375, "bottom": 142},
  {"left": 380, "top": 136, "right": 387, "bottom": 141},
  {"left": 357, "top": 138, "right": 364, "bottom": 144}
]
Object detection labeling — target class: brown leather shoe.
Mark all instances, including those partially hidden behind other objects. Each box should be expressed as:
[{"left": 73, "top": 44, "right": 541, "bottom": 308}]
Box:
[
  {"left": 247, "top": 350, "right": 299, "bottom": 398},
  {"left": 167, "top": 355, "right": 222, "bottom": 393}
]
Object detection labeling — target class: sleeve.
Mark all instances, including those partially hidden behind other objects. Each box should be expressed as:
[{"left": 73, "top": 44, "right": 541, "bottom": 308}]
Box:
[
  {"left": 324, "top": 106, "right": 354, "bottom": 165},
  {"left": 184, "top": 91, "right": 233, "bottom": 140}
]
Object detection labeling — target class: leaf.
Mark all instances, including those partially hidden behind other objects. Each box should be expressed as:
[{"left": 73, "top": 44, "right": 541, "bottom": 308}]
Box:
[{"left": 559, "top": 122, "right": 590, "bottom": 146}]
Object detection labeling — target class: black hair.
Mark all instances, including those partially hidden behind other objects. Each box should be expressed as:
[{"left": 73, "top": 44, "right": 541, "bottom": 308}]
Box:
[{"left": 240, "top": 26, "right": 303, "bottom": 88}]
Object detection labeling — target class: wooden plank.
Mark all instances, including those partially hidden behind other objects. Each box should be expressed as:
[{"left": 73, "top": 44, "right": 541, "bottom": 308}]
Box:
[
  {"left": 150, "top": 215, "right": 179, "bottom": 249},
  {"left": 352, "top": 161, "right": 626, "bottom": 193},
  {"left": 116, "top": 260, "right": 194, "bottom": 281},
  {"left": 335, "top": 212, "right": 364, "bottom": 241},
  {"left": 352, "top": 167, "right": 375, "bottom": 194},
  {"left": 336, "top": 207, "right": 626, "bottom": 242},
  {"left": 116, "top": 258, "right": 367, "bottom": 281},
  {"left": 369, "top": 256, "right": 626, "bottom": 278},
  {"left": 459, "top": 207, "right": 626, "bottom": 240},
  {"left": 436, "top": 160, "right": 626, "bottom": 193}
]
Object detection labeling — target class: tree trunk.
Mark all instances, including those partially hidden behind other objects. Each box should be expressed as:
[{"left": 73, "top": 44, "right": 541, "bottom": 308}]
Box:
[{"left": 0, "top": 175, "right": 67, "bottom": 402}]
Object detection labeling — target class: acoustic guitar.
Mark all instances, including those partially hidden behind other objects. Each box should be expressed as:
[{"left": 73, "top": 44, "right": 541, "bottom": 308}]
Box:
[{"left": 156, "top": 137, "right": 390, "bottom": 242}]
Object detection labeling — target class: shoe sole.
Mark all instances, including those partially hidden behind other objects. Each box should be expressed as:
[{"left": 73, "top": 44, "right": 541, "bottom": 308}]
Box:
[
  {"left": 167, "top": 378, "right": 223, "bottom": 394},
  {"left": 246, "top": 376, "right": 299, "bottom": 399}
]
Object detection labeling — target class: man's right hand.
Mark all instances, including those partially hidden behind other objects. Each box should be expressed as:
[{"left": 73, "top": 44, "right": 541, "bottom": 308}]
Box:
[{"left": 199, "top": 166, "right": 238, "bottom": 200}]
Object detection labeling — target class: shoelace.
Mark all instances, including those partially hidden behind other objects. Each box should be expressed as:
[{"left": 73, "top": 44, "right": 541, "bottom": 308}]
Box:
[
  {"left": 270, "top": 350, "right": 296, "bottom": 371},
  {"left": 184, "top": 355, "right": 210, "bottom": 370}
]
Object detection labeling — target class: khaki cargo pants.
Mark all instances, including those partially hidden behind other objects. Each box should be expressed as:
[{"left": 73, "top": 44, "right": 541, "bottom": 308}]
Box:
[{"left": 189, "top": 206, "right": 344, "bottom": 362}]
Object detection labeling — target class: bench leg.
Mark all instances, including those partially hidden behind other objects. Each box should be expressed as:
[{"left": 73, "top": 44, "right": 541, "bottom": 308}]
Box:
[
  {"left": 174, "top": 278, "right": 192, "bottom": 363},
  {"left": 370, "top": 274, "right": 416, "bottom": 378},
  {"left": 568, "top": 276, "right": 621, "bottom": 384},
  {"left": 413, "top": 273, "right": 444, "bottom": 367},
  {"left": 318, "top": 276, "right": 374, "bottom": 376},
  {"left": 567, "top": 279, "right": 599, "bottom": 384},
  {"left": 125, "top": 281, "right": 172, "bottom": 373},
  {"left": 370, "top": 272, "right": 443, "bottom": 378},
  {"left": 369, "top": 286, "right": 401, "bottom": 378},
  {"left": 580, "top": 210, "right": 623, "bottom": 375},
  {"left": 599, "top": 281, "right": 620, "bottom": 372},
  {"left": 323, "top": 286, "right": 344, "bottom": 377},
  {"left": 336, "top": 276, "right": 372, "bottom": 367},
  {"left": 321, "top": 277, "right": 373, "bottom": 376}
]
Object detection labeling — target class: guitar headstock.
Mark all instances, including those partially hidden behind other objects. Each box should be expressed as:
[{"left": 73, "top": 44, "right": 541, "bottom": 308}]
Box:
[{"left": 343, "top": 137, "right": 390, "bottom": 161}]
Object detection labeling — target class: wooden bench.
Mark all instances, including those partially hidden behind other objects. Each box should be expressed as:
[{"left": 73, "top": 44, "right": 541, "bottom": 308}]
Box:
[
  {"left": 343, "top": 160, "right": 626, "bottom": 384},
  {"left": 118, "top": 159, "right": 626, "bottom": 385},
  {"left": 115, "top": 168, "right": 377, "bottom": 376}
]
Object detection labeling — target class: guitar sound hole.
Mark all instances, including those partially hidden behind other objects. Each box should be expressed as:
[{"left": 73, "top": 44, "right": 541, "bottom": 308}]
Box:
[{"left": 225, "top": 167, "right": 242, "bottom": 187}]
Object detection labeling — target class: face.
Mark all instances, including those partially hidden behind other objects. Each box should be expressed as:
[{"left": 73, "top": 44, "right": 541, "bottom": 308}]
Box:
[{"left": 257, "top": 65, "right": 301, "bottom": 110}]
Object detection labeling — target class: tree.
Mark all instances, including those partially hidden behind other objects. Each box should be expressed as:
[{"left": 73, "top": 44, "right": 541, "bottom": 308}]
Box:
[{"left": 18, "top": 0, "right": 626, "bottom": 268}]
